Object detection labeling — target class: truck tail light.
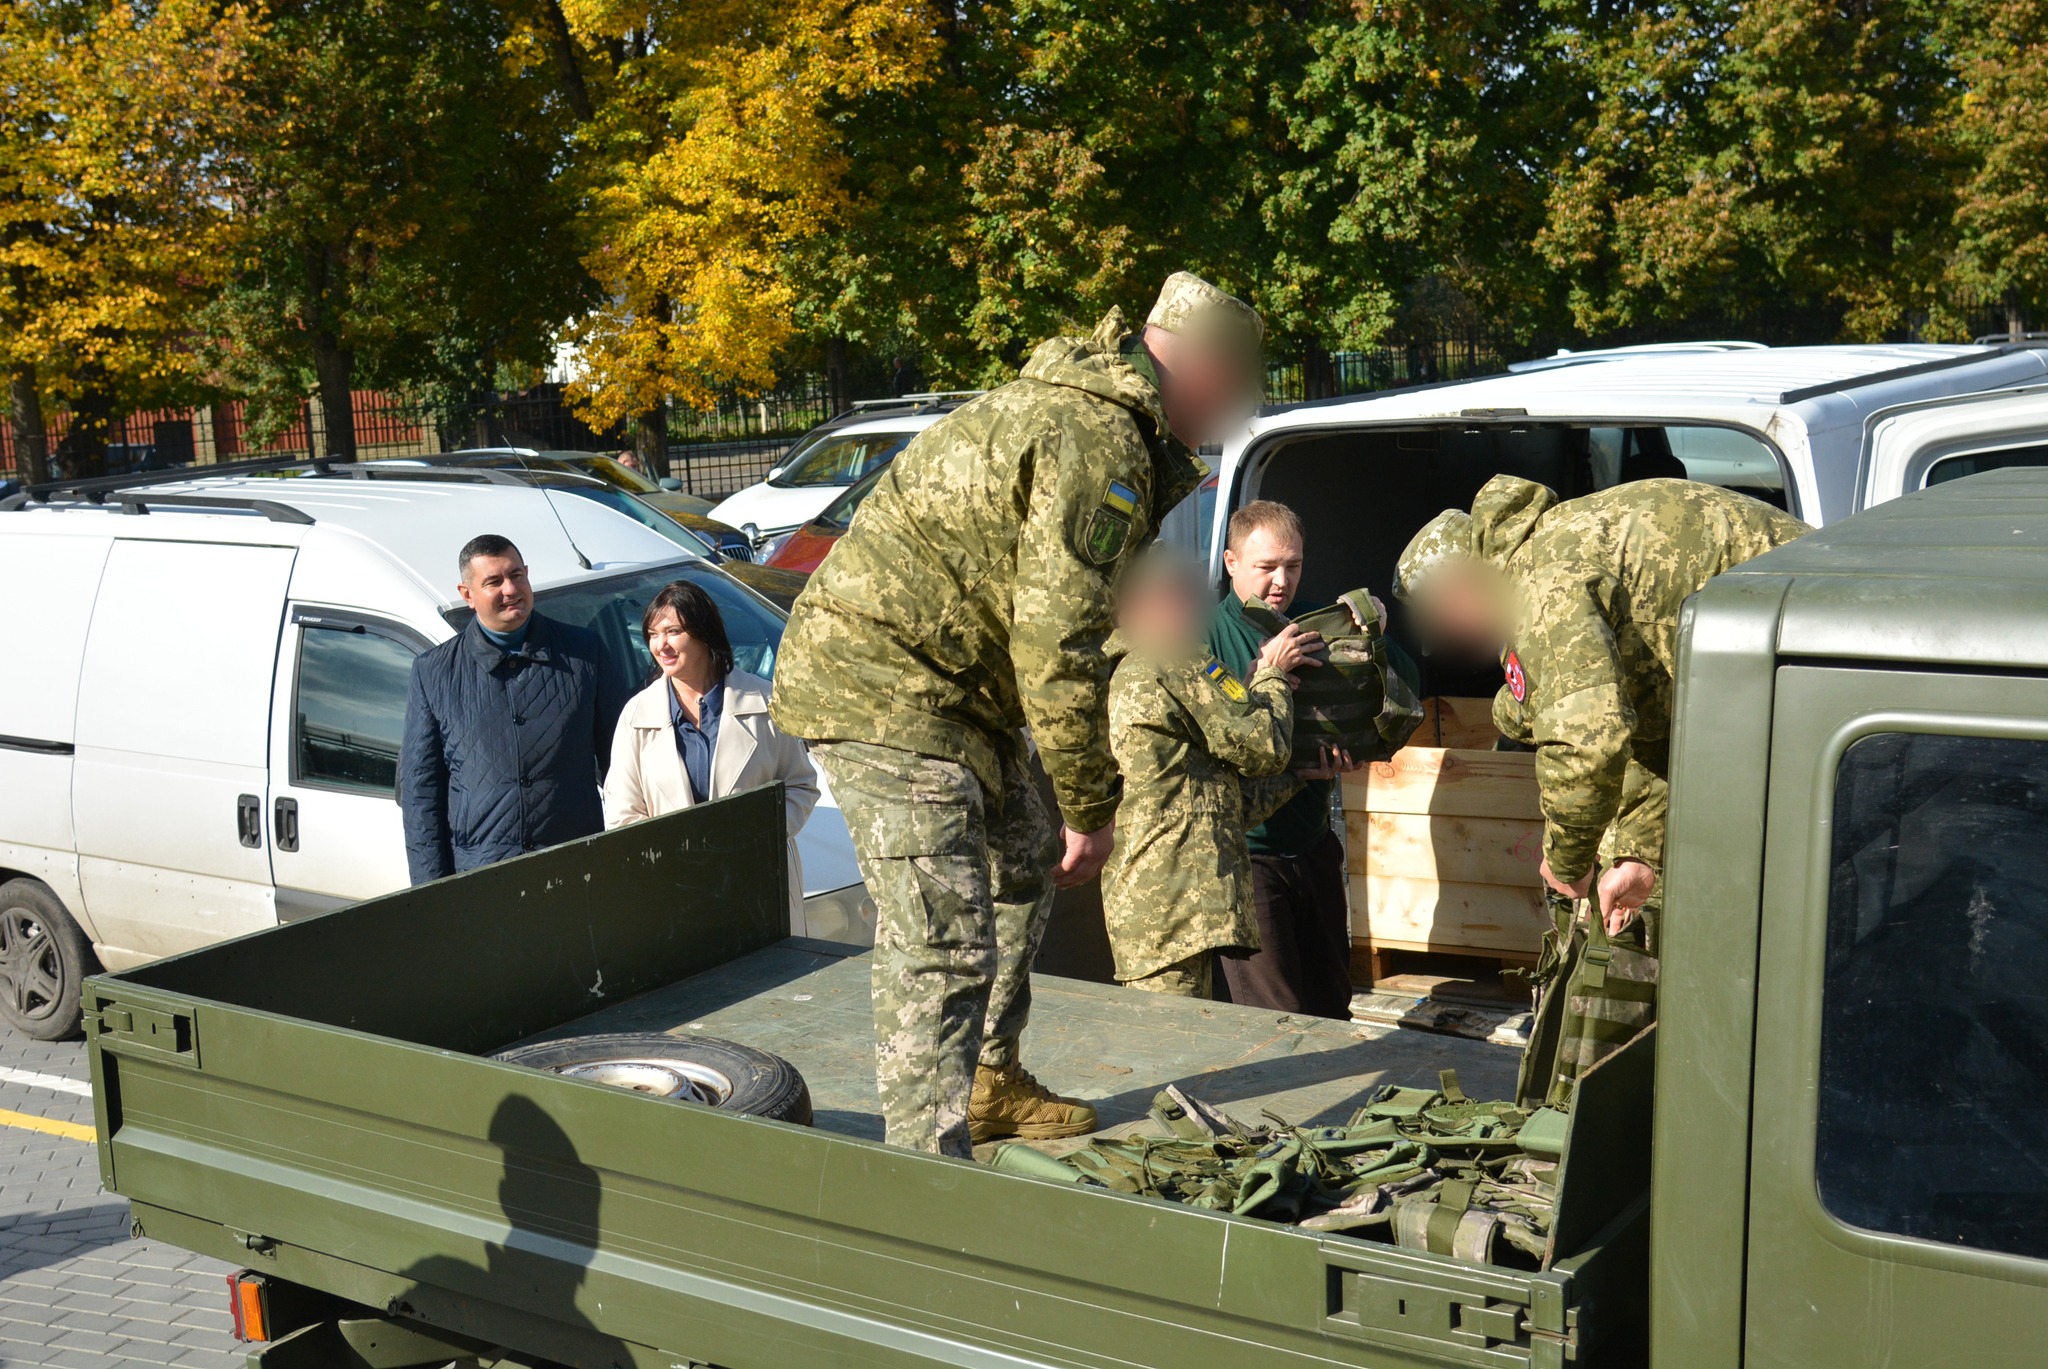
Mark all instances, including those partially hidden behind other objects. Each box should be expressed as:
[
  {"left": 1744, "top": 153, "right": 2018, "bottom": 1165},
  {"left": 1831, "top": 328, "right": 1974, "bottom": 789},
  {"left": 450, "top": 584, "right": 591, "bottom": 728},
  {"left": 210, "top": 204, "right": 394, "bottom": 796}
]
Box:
[{"left": 227, "top": 1271, "right": 269, "bottom": 1342}]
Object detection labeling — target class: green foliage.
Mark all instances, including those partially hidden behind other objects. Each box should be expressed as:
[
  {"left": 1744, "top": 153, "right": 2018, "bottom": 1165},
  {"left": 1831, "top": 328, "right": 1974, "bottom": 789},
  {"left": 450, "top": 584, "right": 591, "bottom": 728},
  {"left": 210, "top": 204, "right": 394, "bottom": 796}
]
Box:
[{"left": 194, "top": 0, "right": 588, "bottom": 446}]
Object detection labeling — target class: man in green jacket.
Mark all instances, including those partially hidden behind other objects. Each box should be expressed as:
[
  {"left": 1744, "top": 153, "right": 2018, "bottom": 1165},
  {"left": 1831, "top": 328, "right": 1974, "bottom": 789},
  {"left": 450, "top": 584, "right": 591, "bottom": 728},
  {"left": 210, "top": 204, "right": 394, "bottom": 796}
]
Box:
[
  {"left": 1394, "top": 475, "right": 1808, "bottom": 933},
  {"left": 1206, "top": 500, "right": 1364, "bottom": 1019},
  {"left": 771, "top": 273, "right": 1263, "bottom": 1157}
]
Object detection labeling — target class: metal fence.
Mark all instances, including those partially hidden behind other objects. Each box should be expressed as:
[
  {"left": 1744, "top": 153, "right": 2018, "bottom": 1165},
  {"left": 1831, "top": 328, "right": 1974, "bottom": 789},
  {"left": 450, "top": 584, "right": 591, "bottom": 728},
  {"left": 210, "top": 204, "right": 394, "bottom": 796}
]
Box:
[{"left": 1, "top": 339, "right": 1508, "bottom": 487}]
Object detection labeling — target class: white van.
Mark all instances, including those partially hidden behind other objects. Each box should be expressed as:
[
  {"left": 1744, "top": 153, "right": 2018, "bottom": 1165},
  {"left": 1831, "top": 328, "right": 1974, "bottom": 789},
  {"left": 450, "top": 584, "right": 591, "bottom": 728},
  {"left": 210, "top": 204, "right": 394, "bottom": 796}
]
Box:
[
  {"left": 1206, "top": 341, "right": 2048, "bottom": 597},
  {"left": 710, "top": 413, "right": 945, "bottom": 556},
  {"left": 0, "top": 465, "right": 864, "bottom": 1039}
]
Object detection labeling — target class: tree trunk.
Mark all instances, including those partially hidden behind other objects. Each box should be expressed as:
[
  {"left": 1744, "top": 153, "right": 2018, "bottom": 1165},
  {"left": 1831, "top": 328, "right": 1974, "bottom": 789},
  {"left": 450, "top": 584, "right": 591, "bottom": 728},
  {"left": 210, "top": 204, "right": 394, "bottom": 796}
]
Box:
[
  {"left": 634, "top": 403, "right": 668, "bottom": 480},
  {"left": 310, "top": 332, "right": 357, "bottom": 461},
  {"left": 2007, "top": 291, "right": 2026, "bottom": 343},
  {"left": 538, "top": 0, "right": 595, "bottom": 122},
  {"left": 8, "top": 365, "right": 49, "bottom": 485},
  {"left": 824, "top": 335, "right": 850, "bottom": 416}
]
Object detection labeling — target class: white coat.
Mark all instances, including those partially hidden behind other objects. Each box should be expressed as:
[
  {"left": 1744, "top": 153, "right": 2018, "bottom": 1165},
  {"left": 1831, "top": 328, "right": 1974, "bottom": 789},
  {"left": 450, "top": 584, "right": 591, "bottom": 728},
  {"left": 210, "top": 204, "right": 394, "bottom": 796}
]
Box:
[{"left": 602, "top": 669, "right": 819, "bottom": 914}]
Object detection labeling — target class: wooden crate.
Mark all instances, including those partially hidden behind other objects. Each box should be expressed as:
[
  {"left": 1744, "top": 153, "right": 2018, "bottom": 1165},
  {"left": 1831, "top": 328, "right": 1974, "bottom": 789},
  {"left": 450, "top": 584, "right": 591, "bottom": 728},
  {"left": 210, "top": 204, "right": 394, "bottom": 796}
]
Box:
[{"left": 1342, "top": 701, "right": 1549, "bottom": 984}]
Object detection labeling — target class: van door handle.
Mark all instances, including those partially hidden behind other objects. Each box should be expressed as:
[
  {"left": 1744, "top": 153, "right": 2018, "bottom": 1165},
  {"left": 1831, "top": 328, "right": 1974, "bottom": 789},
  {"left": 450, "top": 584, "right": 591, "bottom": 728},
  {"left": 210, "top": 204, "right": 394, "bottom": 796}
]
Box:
[
  {"left": 236, "top": 794, "right": 262, "bottom": 848},
  {"left": 274, "top": 797, "right": 299, "bottom": 853}
]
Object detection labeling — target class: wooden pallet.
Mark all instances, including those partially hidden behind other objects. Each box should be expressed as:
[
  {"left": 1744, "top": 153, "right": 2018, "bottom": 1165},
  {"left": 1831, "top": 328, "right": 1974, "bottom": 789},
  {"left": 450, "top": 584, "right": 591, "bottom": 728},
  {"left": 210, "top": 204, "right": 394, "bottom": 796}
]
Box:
[{"left": 1343, "top": 699, "right": 1548, "bottom": 986}]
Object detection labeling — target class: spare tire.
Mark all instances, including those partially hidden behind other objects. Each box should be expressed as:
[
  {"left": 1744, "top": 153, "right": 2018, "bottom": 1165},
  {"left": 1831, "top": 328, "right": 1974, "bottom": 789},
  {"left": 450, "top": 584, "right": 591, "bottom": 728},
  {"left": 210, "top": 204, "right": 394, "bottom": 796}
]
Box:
[{"left": 492, "top": 1032, "right": 811, "bottom": 1126}]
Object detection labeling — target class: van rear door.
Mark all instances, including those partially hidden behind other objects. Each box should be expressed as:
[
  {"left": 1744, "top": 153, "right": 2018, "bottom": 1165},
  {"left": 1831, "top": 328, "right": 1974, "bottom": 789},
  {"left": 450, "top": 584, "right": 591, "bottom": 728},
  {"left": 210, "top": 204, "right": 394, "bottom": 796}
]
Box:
[
  {"left": 0, "top": 531, "right": 113, "bottom": 926},
  {"left": 263, "top": 606, "right": 423, "bottom": 915},
  {"left": 72, "top": 538, "right": 295, "bottom": 964}
]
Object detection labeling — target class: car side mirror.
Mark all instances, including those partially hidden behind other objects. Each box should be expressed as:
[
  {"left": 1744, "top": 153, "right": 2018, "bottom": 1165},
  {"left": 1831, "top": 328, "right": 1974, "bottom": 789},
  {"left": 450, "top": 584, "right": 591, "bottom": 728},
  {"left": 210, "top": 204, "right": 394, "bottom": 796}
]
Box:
[
  {"left": 658, "top": 476, "right": 682, "bottom": 491},
  {"left": 766, "top": 466, "right": 784, "bottom": 482}
]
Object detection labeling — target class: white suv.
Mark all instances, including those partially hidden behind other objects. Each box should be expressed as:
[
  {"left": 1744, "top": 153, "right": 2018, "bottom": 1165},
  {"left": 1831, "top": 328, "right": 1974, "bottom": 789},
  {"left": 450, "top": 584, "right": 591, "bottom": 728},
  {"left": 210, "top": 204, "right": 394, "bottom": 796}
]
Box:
[
  {"left": 0, "top": 462, "right": 863, "bottom": 1038},
  {"left": 711, "top": 413, "right": 947, "bottom": 556}
]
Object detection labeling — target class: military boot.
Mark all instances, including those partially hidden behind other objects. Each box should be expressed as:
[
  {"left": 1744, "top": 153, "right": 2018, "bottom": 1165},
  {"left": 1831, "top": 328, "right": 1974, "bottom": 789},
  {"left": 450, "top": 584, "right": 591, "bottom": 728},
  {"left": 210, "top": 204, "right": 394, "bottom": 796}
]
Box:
[{"left": 967, "top": 1062, "right": 1097, "bottom": 1143}]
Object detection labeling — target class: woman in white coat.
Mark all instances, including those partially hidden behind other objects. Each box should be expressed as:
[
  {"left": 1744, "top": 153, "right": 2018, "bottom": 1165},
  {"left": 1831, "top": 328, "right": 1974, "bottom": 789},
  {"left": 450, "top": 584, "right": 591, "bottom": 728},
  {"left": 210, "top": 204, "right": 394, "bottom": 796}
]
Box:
[{"left": 603, "top": 579, "right": 819, "bottom": 916}]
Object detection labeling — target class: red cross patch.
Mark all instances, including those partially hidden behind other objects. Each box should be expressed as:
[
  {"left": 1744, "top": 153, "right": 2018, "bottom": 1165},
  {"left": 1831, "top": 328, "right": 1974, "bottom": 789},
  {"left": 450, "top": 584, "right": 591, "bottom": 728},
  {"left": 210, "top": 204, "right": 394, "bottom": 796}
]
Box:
[{"left": 1503, "top": 650, "right": 1527, "bottom": 702}]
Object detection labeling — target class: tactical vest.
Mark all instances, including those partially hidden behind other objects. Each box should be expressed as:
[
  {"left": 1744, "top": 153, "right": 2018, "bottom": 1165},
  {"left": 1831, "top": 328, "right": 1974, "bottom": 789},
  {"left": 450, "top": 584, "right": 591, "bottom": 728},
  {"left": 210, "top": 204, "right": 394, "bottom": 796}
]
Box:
[
  {"left": 1239, "top": 590, "right": 1425, "bottom": 769},
  {"left": 993, "top": 1075, "right": 1566, "bottom": 1269}
]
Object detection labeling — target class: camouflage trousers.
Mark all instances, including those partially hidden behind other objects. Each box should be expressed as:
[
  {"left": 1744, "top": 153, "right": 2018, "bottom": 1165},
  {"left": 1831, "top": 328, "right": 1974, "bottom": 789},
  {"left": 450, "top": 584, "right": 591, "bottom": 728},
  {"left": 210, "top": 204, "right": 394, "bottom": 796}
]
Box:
[
  {"left": 811, "top": 736, "right": 1059, "bottom": 1157},
  {"left": 1124, "top": 950, "right": 1212, "bottom": 998},
  {"left": 1515, "top": 891, "right": 1660, "bottom": 1110}
]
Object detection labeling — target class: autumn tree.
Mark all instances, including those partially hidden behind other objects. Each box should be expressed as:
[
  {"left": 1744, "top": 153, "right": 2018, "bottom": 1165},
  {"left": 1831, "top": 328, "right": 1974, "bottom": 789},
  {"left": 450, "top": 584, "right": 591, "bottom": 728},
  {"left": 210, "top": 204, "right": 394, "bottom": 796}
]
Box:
[
  {"left": 0, "top": 0, "right": 254, "bottom": 482},
  {"left": 1943, "top": 0, "right": 2048, "bottom": 338},
  {"left": 536, "top": 1, "right": 938, "bottom": 467},
  {"left": 198, "top": 0, "right": 588, "bottom": 458}
]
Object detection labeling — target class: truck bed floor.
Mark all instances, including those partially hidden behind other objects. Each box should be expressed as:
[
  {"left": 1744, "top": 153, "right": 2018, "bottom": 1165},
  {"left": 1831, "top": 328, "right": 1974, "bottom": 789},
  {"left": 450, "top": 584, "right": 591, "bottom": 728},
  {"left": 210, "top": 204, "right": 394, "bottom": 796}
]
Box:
[{"left": 532, "top": 938, "right": 1522, "bottom": 1146}]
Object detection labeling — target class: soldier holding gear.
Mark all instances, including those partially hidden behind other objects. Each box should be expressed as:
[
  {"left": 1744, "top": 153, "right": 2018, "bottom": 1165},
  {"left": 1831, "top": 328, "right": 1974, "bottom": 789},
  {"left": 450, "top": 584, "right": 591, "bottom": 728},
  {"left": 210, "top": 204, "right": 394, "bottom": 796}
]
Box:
[
  {"left": 771, "top": 272, "right": 1265, "bottom": 1157},
  {"left": 1394, "top": 475, "right": 1809, "bottom": 933},
  {"left": 1100, "top": 550, "right": 1325, "bottom": 997}
]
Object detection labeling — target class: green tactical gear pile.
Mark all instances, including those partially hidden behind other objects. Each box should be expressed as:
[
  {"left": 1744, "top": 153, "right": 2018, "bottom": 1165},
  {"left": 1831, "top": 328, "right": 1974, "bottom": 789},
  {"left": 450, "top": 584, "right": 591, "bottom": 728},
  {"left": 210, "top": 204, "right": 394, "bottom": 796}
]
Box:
[
  {"left": 995, "top": 1073, "right": 1566, "bottom": 1269},
  {"left": 1237, "top": 589, "right": 1426, "bottom": 770},
  {"left": 770, "top": 308, "right": 1208, "bottom": 834}
]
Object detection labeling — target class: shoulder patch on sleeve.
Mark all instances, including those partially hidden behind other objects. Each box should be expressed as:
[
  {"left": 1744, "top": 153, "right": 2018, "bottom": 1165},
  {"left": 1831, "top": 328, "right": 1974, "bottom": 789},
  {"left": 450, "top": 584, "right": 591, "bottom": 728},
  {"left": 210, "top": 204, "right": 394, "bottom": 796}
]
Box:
[{"left": 1201, "top": 656, "right": 1249, "bottom": 702}]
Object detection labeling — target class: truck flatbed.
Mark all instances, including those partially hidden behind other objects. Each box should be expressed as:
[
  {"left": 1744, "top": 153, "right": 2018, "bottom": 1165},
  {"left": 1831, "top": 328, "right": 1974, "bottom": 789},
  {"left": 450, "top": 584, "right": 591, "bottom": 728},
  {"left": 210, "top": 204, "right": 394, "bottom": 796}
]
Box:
[{"left": 534, "top": 940, "right": 1522, "bottom": 1146}]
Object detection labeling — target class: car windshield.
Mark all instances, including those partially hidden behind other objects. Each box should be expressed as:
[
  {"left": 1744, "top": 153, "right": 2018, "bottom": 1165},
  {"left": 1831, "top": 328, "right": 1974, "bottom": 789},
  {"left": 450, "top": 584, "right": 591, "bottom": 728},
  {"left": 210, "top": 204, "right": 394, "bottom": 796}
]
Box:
[
  {"left": 444, "top": 561, "right": 785, "bottom": 685},
  {"left": 816, "top": 467, "right": 887, "bottom": 531},
  {"left": 772, "top": 431, "right": 915, "bottom": 487},
  {"left": 551, "top": 485, "right": 716, "bottom": 557}
]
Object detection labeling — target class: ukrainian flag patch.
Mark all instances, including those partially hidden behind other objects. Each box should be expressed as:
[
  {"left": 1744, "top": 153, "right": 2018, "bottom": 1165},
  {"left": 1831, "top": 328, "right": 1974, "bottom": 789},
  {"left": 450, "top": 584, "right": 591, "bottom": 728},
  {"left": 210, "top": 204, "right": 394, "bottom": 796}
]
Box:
[
  {"left": 1202, "top": 657, "right": 1249, "bottom": 702},
  {"left": 1105, "top": 480, "right": 1138, "bottom": 516},
  {"left": 1082, "top": 481, "right": 1139, "bottom": 565}
]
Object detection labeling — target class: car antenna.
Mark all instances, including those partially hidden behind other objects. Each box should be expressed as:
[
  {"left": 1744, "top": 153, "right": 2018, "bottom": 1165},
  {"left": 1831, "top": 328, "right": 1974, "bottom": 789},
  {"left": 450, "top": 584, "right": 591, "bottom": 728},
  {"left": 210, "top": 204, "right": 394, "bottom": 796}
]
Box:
[{"left": 508, "top": 447, "right": 593, "bottom": 570}]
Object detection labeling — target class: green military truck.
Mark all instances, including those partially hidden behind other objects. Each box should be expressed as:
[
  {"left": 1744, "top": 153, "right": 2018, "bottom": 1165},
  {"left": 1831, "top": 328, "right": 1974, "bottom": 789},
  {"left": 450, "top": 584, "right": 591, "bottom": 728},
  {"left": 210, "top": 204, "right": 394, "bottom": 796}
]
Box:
[{"left": 85, "top": 470, "right": 2048, "bottom": 1367}]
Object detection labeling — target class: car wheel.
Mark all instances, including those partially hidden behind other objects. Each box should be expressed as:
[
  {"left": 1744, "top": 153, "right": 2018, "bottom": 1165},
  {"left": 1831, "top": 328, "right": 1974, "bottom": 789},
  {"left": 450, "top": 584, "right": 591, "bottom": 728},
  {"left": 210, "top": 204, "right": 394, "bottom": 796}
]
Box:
[
  {"left": 491, "top": 1032, "right": 812, "bottom": 1126},
  {"left": 0, "top": 879, "right": 96, "bottom": 1041}
]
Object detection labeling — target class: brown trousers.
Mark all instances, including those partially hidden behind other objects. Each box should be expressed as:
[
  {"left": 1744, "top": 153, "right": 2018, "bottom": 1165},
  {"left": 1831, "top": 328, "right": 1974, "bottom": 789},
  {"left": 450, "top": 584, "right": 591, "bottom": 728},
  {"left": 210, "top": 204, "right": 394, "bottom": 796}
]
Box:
[{"left": 1218, "top": 832, "right": 1354, "bottom": 1020}]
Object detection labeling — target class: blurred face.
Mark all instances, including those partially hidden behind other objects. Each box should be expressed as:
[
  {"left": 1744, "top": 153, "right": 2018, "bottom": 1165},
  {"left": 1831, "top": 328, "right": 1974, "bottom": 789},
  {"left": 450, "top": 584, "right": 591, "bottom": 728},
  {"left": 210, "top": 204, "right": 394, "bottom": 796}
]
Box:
[
  {"left": 1148, "top": 326, "right": 1260, "bottom": 447},
  {"left": 1224, "top": 526, "right": 1304, "bottom": 614},
  {"left": 645, "top": 607, "right": 719, "bottom": 685},
  {"left": 1410, "top": 559, "right": 1514, "bottom": 657},
  {"left": 457, "top": 551, "right": 532, "bottom": 634},
  {"left": 1118, "top": 571, "right": 1204, "bottom": 659}
]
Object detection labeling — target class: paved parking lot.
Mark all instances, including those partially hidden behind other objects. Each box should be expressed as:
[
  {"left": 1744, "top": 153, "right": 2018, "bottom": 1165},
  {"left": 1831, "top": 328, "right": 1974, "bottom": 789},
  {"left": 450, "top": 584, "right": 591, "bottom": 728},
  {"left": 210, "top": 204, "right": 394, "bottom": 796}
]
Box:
[{"left": 0, "top": 1030, "right": 241, "bottom": 1369}]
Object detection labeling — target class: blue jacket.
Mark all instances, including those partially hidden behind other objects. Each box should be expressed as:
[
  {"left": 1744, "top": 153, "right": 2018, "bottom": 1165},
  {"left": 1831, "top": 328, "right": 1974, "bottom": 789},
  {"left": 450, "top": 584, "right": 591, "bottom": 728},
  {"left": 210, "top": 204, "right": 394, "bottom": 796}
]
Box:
[{"left": 398, "top": 613, "right": 625, "bottom": 884}]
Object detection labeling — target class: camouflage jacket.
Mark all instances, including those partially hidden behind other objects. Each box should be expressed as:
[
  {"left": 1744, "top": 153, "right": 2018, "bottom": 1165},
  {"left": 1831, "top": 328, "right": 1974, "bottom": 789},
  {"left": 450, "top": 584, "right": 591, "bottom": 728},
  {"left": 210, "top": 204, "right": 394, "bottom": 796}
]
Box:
[
  {"left": 1100, "top": 648, "right": 1300, "bottom": 982},
  {"left": 1476, "top": 477, "right": 1808, "bottom": 881},
  {"left": 770, "top": 310, "right": 1207, "bottom": 832}
]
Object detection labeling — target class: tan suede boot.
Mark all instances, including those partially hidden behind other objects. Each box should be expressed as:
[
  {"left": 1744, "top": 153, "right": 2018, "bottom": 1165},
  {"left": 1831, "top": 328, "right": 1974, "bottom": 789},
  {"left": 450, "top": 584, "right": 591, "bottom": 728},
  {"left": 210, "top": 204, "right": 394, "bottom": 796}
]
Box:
[{"left": 967, "top": 1062, "right": 1097, "bottom": 1143}]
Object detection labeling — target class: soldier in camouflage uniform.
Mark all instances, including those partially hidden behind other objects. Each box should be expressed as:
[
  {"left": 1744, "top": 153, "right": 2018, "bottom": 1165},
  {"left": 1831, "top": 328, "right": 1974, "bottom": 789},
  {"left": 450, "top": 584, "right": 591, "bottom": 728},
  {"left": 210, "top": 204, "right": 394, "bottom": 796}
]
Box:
[
  {"left": 770, "top": 273, "right": 1265, "bottom": 1157},
  {"left": 1101, "top": 552, "right": 1315, "bottom": 996},
  {"left": 1394, "top": 475, "right": 1807, "bottom": 1095}
]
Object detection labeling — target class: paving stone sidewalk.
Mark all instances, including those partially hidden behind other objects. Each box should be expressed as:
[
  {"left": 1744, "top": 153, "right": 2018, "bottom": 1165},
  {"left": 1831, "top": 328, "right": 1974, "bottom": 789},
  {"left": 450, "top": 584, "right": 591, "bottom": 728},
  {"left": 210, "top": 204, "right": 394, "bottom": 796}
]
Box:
[{"left": 1, "top": 1032, "right": 241, "bottom": 1369}]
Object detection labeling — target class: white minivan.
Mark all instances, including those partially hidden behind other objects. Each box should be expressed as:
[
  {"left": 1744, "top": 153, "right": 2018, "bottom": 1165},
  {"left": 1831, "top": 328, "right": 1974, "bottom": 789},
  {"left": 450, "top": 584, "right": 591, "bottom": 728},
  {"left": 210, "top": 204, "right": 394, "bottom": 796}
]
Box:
[{"left": 0, "top": 464, "right": 866, "bottom": 1039}]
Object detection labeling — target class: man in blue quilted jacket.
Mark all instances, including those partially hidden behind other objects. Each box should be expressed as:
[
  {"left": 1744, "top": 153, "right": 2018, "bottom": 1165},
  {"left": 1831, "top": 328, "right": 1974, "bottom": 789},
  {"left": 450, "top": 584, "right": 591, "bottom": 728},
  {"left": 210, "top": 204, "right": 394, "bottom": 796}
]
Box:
[{"left": 399, "top": 534, "right": 624, "bottom": 884}]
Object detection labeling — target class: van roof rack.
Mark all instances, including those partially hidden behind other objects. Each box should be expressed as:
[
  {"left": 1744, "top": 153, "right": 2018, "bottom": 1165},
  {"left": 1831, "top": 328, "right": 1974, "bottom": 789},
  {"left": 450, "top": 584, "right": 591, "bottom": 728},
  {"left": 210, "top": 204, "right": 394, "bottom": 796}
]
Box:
[{"left": 3, "top": 453, "right": 335, "bottom": 506}]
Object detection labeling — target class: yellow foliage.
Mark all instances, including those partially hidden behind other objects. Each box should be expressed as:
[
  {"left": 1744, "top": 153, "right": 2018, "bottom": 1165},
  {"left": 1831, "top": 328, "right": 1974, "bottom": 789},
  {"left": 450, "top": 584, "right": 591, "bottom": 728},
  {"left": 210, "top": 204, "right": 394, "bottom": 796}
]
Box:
[
  {"left": 0, "top": 1, "right": 257, "bottom": 406},
  {"left": 561, "top": 2, "right": 938, "bottom": 425}
]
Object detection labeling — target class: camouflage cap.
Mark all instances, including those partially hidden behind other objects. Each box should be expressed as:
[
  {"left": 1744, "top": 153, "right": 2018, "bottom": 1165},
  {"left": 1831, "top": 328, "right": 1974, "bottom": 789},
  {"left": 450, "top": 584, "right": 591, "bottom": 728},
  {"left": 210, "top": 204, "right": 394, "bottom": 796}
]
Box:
[
  {"left": 1392, "top": 509, "right": 1477, "bottom": 601},
  {"left": 1146, "top": 272, "right": 1264, "bottom": 358}
]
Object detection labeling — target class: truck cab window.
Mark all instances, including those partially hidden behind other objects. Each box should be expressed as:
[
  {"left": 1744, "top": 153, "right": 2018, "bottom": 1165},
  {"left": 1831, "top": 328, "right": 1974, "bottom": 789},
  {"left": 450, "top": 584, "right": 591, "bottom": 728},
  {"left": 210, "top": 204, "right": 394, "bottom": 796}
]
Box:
[
  {"left": 1818, "top": 731, "right": 2048, "bottom": 1260},
  {"left": 294, "top": 626, "right": 416, "bottom": 793}
]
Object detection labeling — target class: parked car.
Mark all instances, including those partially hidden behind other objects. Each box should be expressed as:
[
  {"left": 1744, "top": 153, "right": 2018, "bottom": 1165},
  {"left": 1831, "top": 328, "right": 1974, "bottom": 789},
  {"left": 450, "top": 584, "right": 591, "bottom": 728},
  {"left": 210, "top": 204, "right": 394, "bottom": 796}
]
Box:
[
  {"left": 760, "top": 465, "right": 885, "bottom": 572},
  {"left": 0, "top": 460, "right": 861, "bottom": 1037},
  {"left": 399, "top": 451, "right": 810, "bottom": 609},
  {"left": 711, "top": 398, "right": 979, "bottom": 551}
]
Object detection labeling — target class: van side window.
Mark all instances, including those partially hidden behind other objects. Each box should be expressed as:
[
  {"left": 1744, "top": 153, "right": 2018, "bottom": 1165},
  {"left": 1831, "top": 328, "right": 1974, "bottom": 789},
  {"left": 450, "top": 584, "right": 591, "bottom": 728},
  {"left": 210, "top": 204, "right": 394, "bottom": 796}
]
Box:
[
  {"left": 294, "top": 626, "right": 416, "bottom": 793},
  {"left": 1925, "top": 442, "right": 2048, "bottom": 488},
  {"left": 1817, "top": 732, "right": 2048, "bottom": 1260}
]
